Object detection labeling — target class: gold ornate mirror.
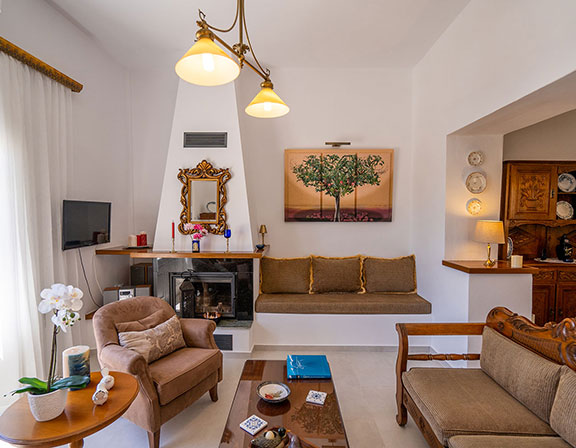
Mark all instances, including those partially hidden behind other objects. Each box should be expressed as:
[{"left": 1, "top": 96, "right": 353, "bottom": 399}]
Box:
[{"left": 178, "top": 160, "right": 231, "bottom": 235}]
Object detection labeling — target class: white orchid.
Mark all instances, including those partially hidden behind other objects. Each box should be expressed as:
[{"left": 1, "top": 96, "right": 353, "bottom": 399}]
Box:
[{"left": 38, "top": 283, "right": 84, "bottom": 331}]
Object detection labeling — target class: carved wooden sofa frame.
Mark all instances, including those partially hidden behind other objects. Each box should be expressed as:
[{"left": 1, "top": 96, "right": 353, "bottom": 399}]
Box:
[{"left": 395, "top": 307, "right": 576, "bottom": 448}]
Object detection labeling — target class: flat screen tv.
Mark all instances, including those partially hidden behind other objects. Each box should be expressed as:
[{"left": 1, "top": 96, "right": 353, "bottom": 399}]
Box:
[{"left": 62, "top": 200, "right": 111, "bottom": 250}]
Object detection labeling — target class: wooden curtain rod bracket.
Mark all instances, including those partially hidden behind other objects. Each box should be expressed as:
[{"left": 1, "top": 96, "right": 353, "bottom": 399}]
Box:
[{"left": 0, "top": 36, "right": 83, "bottom": 93}]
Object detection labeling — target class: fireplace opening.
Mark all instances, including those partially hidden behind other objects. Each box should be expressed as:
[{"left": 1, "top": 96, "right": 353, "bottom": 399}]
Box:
[{"left": 170, "top": 271, "right": 236, "bottom": 320}]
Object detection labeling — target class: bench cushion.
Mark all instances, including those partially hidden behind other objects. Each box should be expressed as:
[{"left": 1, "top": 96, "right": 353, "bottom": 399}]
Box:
[
  {"left": 311, "top": 256, "right": 362, "bottom": 293},
  {"left": 260, "top": 256, "right": 311, "bottom": 294},
  {"left": 448, "top": 436, "right": 569, "bottom": 448},
  {"left": 403, "top": 368, "right": 556, "bottom": 445},
  {"left": 481, "top": 327, "right": 562, "bottom": 422},
  {"left": 363, "top": 255, "right": 417, "bottom": 293},
  {"left": 550, "top": 366, "right": 576, "bottom": 447},
  {"left": 255, "top": 292, "right": 431, "bottom": 314}
]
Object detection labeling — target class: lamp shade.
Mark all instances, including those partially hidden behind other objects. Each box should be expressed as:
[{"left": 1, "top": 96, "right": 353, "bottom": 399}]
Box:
[
  {"left": 473, "top": 220, "right": 505, "bottom": 244},
  {"left": 175, "top": 34, "right": 240, "bottom": 87},
  {"left": 259, "top": 224, "right": 268, "bottom": 234},
  {"left": 245, "top": 81, "right": 289, "bottom": 118}
]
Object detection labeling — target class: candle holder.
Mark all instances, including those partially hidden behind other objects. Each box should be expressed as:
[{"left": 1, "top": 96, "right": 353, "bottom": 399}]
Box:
[
  {"left": 172, "top": 236, "right": 175, "bottom": 253},
  {"left": 224, "top": 228, "right": 232, "bottom": 253}
]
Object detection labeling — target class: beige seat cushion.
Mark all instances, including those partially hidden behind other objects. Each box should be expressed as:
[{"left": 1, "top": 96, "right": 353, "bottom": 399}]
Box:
[
  {"left": 255, "top": 292, "right": 431, "bottom": 314},
  {"left": 118, "top": 315, "right": 186, "bottom": 363},
  {"left": 550, "top": 366, "right": 576, "bottom": 446},
  {"left": 363, "top": 255, "right": 417, "bottom": 293},
  {"left": 448, "top": 436, "right": 569, "bottom": 448},
  {"left": 149, "top": 347, "right": 222, "bottom": 406},
  {"left": 260, "top": 257, "right": 311, "bottom": 294},
  {"left": 481, "top": 327, "right": 562, "bottom": 422},
  {"left": 403, "top": 368, "right": 556, "bottom": 445},
  {"left": 311, "top": 256, "right": 362, "bottom": 293}
]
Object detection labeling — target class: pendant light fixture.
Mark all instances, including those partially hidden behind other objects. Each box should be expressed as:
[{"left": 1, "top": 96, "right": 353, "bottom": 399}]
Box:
[{"left": 175, "top": 0, "right": 289, "bottom": 118}]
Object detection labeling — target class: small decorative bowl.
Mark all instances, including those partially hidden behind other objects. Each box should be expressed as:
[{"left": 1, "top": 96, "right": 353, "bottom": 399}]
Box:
[{"left": 257, "top": 381, "right": 291, "bottom": 403}]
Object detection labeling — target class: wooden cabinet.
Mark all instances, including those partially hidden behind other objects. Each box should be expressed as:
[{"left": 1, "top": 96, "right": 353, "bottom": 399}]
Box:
[
  {"left": 506, "top": 164, "right": 556, "bottom": 221},
  {"left": 532, "top": 266, "right": 576, "bottom": 325},
  {"left": 532, "top": 284, "right": 555, "bottom": 326}
]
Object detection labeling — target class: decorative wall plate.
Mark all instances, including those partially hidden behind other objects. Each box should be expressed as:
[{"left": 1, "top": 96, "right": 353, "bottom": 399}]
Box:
[
  {"left": 557, "top": 201, "right": 574, "bottom": 220},
  {"left": 558, "top": 173, "right": 576, "bottom": 192},
  {"left": 467, "top": 151, "right": 484, "bottom": 166},
  {"left": 466, "top": 198, "right": 482, "bottom": 215},
  {"left": 465, "top": 172, "right": 487, "bottom": 194}
]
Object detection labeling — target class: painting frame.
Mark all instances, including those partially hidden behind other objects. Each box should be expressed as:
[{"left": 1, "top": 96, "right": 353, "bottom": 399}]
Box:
[{"left": 284, "top": 148, "right": 394, "bottom": 222}]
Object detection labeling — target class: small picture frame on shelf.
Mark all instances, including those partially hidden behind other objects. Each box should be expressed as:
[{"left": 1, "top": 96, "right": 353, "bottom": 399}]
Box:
[{"left": 191, "top": 240, "right": 200, "bottom": 253}]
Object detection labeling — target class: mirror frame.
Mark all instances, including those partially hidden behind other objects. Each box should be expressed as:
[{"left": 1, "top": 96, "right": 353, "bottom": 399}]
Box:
[{"left": 178, "top": 160, "right": 231, "bottom": 235}]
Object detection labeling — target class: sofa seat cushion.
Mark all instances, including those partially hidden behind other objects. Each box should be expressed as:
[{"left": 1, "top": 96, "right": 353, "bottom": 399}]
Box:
[
  {"left": 149, "top": 347, "right": 222, "bottom": 406},
  {"left": 448, "top": 436, "right": 569, "bottom": 448},
  {"left": 403, "top": 368, "right": 556, "bottom": 445},
  {"left": 255, "top": 292, "right": 431, "bottom": 314},
  {"left": 481, "top": 327, "right": 562, "bottom": 422},
  {"left": 550, "top": 366, "right": 576, "bottom": 446},
  {"left": 260, "top": 256, "right": 311, "bottom": 294}
]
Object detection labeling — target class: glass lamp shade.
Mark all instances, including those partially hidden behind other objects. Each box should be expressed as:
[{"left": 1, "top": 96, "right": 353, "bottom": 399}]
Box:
[
  {"left": 245, "top": 82, "right": 289, "bottom": 118},
  {"left": 473, "top": 220, "right": 505, "bottom": 244},
  {"left": 175, "top": 36, "right": 240, "bottom": 86}
]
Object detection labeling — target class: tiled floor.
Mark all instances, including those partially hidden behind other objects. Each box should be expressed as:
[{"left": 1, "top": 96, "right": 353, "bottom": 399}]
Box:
[{"left": 12, "top": 349, "right": 439, "bottom": 448}]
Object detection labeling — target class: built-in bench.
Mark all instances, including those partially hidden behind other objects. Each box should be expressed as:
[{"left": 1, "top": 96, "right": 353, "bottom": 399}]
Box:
[{"left": 255, "top": 255, "right": 431, "bottom": 315}]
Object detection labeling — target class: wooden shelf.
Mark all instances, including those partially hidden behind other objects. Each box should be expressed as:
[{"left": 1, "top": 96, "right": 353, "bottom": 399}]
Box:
[
  {"left": 96, "top": 246, "right": 269, "bottom": 259},
  {"left": 442, "top": 260, "right": 539, "bottom": 274}
]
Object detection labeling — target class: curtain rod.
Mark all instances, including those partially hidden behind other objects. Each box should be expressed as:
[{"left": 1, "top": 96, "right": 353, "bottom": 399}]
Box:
[{"left": 0, "top": 36, "right": 83, "bottom": 93}]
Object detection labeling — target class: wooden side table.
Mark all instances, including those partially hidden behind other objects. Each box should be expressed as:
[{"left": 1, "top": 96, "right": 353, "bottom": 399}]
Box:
[{"left": 0, "top": 371, "right": 138, "bottom": 447}]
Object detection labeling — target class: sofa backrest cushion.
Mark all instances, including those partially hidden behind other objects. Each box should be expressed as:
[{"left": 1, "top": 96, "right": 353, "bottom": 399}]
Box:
[
  {"left": 311, "top": 256, "right": 363, "bottom": 293},
  {"left": 260, "top": 256, "right": 311, "bottom": 294},
  {"left": 363, "top": 255, "right": 417, "bottom": 293},
  {"left": 118, "top": 315, "right": 186, "bottom": 363},
  {"left": 550, "top": 365, "right": 576, "bottom": 446},
  {"left": 481, "top": 326, "right": 562, "bottom": 422}
]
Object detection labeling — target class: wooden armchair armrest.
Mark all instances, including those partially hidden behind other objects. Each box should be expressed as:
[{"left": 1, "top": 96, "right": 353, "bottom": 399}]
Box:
[
  {"left": 395, "top": 322, "right": 485, "bottom": 426},
  {"left": 179, "top": 318, "right": 218, "bottom": 350},
  {"left": 99, "top": 344, "right": 158, "bottom": 404}
]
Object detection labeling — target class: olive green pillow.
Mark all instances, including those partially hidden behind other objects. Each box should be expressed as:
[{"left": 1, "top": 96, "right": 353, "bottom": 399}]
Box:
[
  {"left": 311, "top": 256, "right": 362, "bottom": 293},
  {"left": 260, "top": 257, "right": 311, "bottom": 294},
  {"left": 363, "top": 255, "right": 416, "bottom": 293}
]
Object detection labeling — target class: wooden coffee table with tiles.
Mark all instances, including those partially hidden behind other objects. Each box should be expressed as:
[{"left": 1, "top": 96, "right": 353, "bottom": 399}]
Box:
[{"left": 219, "top": 360, "right": 349, "bottom": 448}]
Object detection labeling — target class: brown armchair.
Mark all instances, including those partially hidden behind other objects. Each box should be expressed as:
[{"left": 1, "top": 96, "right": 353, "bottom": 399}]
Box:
[{"left": 93, "top": 296, "right": 222, "bottom": 448}]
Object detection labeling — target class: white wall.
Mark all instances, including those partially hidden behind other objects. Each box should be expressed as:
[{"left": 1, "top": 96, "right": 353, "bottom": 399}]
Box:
[
  {"left": 236, "top": 67, "right": 414, "bottom": 258},
  {"left": 504, "top": 108, "right": 576, "bottom": 161},
  {"left": 153, "top": 80, "right": 253, "bottom": 252},
  {"left": 0, "top": 0, "right": 132, "bottom": 308},
  {"left": 412, "top": 0, "right": 576, "bottom": 352}
]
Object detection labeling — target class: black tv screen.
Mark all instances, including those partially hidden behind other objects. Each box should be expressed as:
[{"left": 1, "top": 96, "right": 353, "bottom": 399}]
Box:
[{"left": 62, "top": 200, "right": 111, "bottom": 250}]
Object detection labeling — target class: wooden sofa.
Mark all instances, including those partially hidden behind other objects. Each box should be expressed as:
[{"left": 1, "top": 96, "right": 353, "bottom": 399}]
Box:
[
  {"left": 396, "top": 307, "right": 576, "bottom": 448},
  {"left": 255, "top": 255, "right": 431, "bottom": 315}
]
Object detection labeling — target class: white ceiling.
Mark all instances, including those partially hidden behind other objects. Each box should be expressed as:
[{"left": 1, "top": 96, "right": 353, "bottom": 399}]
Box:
[{"left": 48, "top": 0, "right": 470, "bottom": 71}]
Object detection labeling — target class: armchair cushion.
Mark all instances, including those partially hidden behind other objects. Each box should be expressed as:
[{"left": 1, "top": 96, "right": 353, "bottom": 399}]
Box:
[
  {"left": 115, "top": 309, "right": 167, "bottom": 332},
  {"left": 481, "top": 327, "right": 562, "bottom": 422},
  {"left": 118, "top": 315, "right": 186, "bottom": 363},
  {"left": 550, "top": 366, "right": 576, "bottom": 446},
  {"left": 149, "top": 347, "right": 222, "bottom": 406},
  {"left": 403, "top": 367, "right": 556, "bottom": 445}
]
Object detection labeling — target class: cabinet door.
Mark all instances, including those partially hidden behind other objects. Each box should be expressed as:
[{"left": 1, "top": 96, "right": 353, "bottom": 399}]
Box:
[
  {"left": 508, "top": 165, "right": 556, "bottom": 220},
  {"left": 532, "top": 284, "right": 556, "bottom": 325},
  {"left": 556, "top": 284, "right": 576, "bottom": 321}
]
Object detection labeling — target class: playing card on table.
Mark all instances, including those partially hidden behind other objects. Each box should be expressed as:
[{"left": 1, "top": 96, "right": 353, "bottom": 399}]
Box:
[
  {"left": 239, "top": 414, "right": 268, "bottom": 435},
  {"left": 306, "top": 390, "right": 327, "bottom": 405}
]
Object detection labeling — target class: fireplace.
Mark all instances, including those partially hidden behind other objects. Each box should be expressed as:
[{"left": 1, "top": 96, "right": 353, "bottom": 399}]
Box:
[
  {"left": 171, "top": 272, "right": 236, "bottom": 319},
  {"left": 154, "top": 258, "right": 254, "bottom": 323}
]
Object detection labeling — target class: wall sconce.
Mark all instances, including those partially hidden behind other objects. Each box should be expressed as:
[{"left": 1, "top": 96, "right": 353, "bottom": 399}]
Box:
[{"left": 466, "top": 198, "right": 482, "bottom": 215}]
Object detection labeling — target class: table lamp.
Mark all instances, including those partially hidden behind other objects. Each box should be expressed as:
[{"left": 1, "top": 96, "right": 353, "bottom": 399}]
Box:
[
  {"left": 474, "top": 220, "right": 505, "bottom": 267},
  {"left": 258, "top": 224, "right": 267, "bottom": 247}
]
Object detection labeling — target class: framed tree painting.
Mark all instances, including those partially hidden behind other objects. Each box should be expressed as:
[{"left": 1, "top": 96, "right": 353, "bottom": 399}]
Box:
[{"left": 284, "top": 149, "right": 394, "bottom": 222}]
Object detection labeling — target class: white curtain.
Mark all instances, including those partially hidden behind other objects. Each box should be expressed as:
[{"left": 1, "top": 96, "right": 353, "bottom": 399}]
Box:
[{"left": 0, "top": 52, "right": 71, "bottom": 409}]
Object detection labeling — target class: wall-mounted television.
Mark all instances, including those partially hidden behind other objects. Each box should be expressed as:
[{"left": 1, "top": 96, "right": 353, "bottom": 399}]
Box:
[{"left": 62, "top": 200, "right": 111, "bottom": 250}]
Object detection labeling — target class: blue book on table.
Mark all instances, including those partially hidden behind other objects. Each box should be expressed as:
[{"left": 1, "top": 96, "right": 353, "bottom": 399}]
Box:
[{"left": 287, "top": 355, "right": 331, "bottom": 379}]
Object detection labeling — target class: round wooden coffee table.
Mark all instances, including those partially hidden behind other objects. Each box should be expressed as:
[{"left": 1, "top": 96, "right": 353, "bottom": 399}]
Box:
[{"left": 0, "top": 371, "right": 138, "bottom": 447}]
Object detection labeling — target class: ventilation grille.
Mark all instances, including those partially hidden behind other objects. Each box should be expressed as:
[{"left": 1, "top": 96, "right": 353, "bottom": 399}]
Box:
[
  {"left": 183, "top": 132, "right": 227, "bottom": 148},
  {"left": 214, "top": 334, "right": 233, "bottom": 351}
]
